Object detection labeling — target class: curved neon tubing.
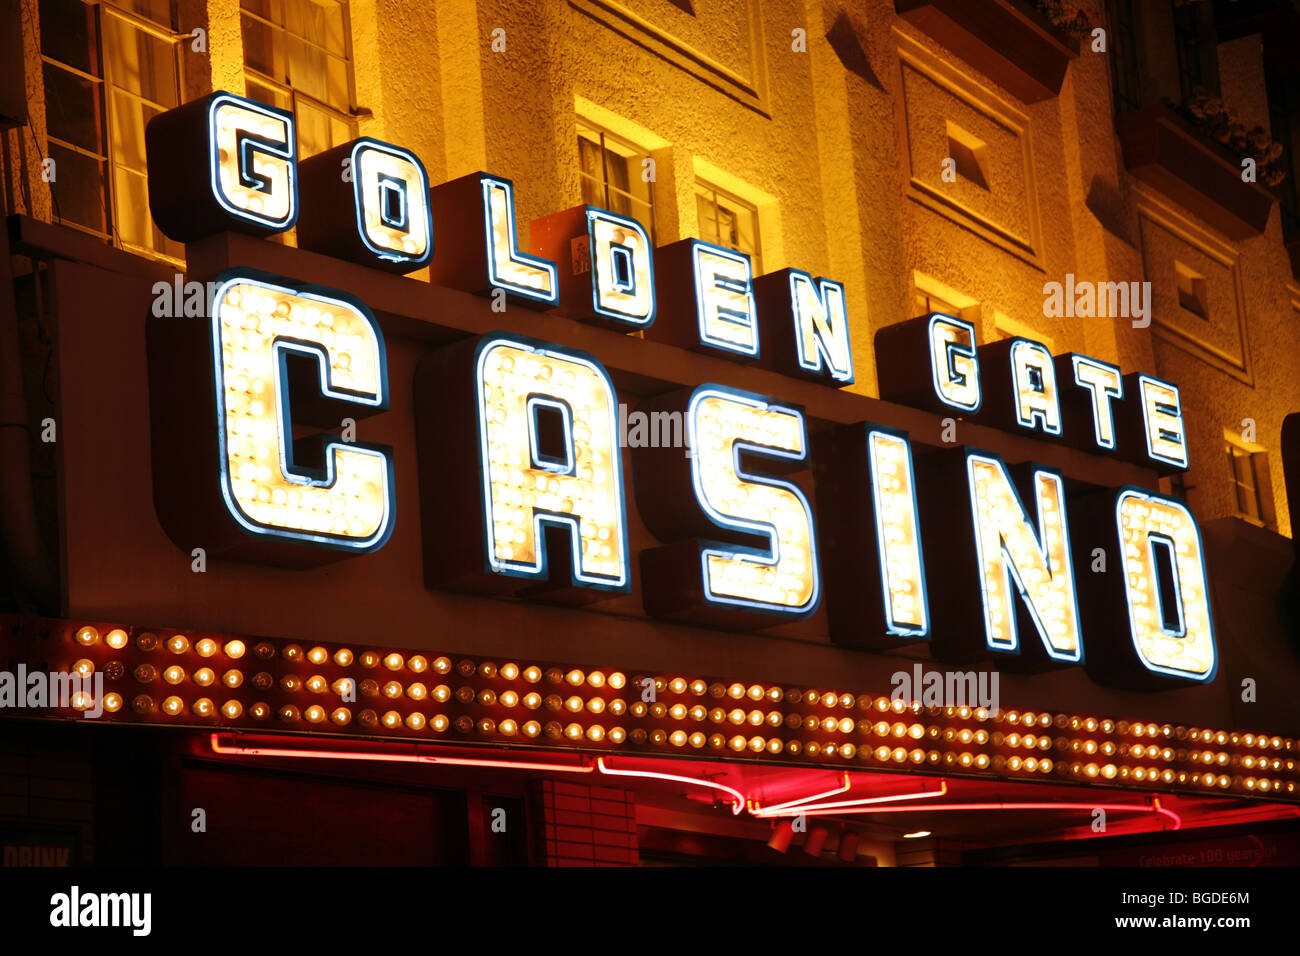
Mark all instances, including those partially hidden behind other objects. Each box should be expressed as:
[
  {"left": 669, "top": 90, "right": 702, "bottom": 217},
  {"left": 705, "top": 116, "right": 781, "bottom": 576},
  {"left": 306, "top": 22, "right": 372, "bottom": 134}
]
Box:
[
  {"left": 209, "top": 733, "right": 595, "bottom": 774},
  {"left": 596, "top": 757, "right": 745, "bottom": 814},
  {"left": 754, "top": 779, "right": 948, "bottom": 817},
  {"left": 754, "top": 773, "right": 851, "bottom": 814}
]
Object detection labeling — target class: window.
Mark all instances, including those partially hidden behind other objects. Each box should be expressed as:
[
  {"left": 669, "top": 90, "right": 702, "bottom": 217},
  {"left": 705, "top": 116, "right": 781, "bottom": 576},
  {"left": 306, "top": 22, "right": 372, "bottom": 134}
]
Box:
[
  {"left": 1104, "top": 0, "right": 1143, "bottom": 113},
  {"left": 577, "top": 119, "right": 655, "bottom": 239},
  {"left": 695, "top": 182, "right": 760, "bottom": 268},
  {"left": 241, "top": 0, "right": 356, "bottom": 159},
  {"left": 1266, "top": 70, "right": 1300, "bottom": 241},
  {"left": 913, "top": 290, "right": 964, "bottom": 320},
  {"left": 1225, "top": 440, "right": 1268, "bottom": 526},
  {"left": 1171, "top": 0, "right": 1219, "bottom": 102},
  {"left": 39, "top": 0, "right": 183, "bottom": 260}
]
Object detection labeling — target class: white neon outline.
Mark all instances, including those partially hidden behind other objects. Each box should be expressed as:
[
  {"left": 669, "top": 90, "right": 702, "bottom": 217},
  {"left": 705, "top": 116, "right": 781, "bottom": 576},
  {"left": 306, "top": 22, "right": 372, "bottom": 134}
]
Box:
[
  {"left": 965, "top": 453, "right": 1082, "bottom": 663},
  {"left": 686, "top": 386, "right": 821, "bottom": 615},
  {"left": 1114, "top": 488, "right": 1218, "bottom": 683},
  {"left": 867, "top": 428, "right": 929, "bottom": 637},
  {"left": 1009, "top": 338, "right": 1061, "bottom": 436},
  {"left": 350, "top": 139, "right": 432, "bottom": 267},
  {"left": 584, "top": 206, "right": 655, "bottom": 326},
  {"left": 474, "top": 336, "right": 629, "bottom": 590},
  {"left": 1146, "top": 535, "right": 1187, "bottom": 639},
  {"left": 377, "top": 176, "right": 406, "bottom": 229},
  {"left": 210, "top": 273, "right": 394, "bottom": 552},
  {"left": 1137, "top": 374, "right": 1189, "bottom": 469},
  {"left": 788, "top": 271, "right": 853, "bottom": 383},
  {"left": 690, "top": 240, "right": 758, "bottom": 357},
  {"left": 927, "top": 313, "right": 982, "bottom": 413},
  {"left": 1070, "top": 355, "right": 1124, "bottom": 450},
  {"left": 525, "top": 396, "right": 576, "bottom": 475},
  {"left": 206, "top": 93, "right": 298, "bottom": 231},
  {"left": 480, "top": 177, "right": 559, "bottom": 306}
]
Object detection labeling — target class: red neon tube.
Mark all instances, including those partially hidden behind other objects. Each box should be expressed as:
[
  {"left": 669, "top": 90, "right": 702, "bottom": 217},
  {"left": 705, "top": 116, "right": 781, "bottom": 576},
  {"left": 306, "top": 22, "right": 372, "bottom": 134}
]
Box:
[
  {"left": 754, "top": 773, "right": 852, "bottom": 814},
  {"left": 772, "top": 799, "right": 1182, "bottom": 829},
  {"left": 754, "top": 779, "right": 948, "bottom": 817},
  {"left": 209, "top": 733, "right": 595, "bottom": 774},
  {"left": 596, "top": 757, "right": 745, "bottom": 814}
]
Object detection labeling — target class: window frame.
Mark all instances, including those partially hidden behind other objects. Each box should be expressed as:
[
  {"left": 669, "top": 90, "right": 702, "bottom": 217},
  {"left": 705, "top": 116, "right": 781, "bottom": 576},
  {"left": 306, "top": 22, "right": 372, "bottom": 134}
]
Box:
[
  {"left": 40, "top": 0, "right": 185, "bottom": 262},
  {"left": 575, "top": 118, "right": 657, "bottom": 242},
  {"left": 1104, "top": 0, "right": 1143, "bottom": 114},
  {"left": 1224, "top": 437, "right": 1271, "bottom": 528},
  {"left": 693, "top": 179, "right": 761, "bottom": 272},
  {"left": 240, "top": 0, "right": 358, "bottom": 159}
]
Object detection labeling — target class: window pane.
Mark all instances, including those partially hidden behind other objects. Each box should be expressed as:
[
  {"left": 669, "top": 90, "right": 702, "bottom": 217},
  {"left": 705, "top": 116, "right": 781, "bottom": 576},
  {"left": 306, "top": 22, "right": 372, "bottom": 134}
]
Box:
[
  {"left": 578, "top": 136, "right": 603, "bottom": 180},
  {"left": 43, "top": 63, "right": 104, "bottom": 153},
  {"left": 242, "top": 13, "right": 282, "bottom": 80},
  {"left": 113, "top": 0, "right": 176, "bottom": 29},
  {"left": 113, "top": 165, "right": 182, "bottom": 258},
  {"left": 283, "top": 0, "right": 316, "bottom": 41},
  {"left": 286, "top": 35, "right": 328, "bottom": 101},
  {"left": 325, "top": 55, "right": 350, "bottom": 112},
  {"left": 246, "top": 79, "right": 290, "bottom": 112},
  {"left": 579, "top": 175, "right": 603, "bottom": 207},
  {"left": 48, "top": 142, "right": 109, "bottom": 234},
  {"left": 40, "top": 0, "right": 96, "bottom": 74},
  {"left": 603, "top": 148, "right": 630, "bottom": 194},
  {"left": 320, "top": 3, "right": 347, "bottom": 56},
  {"left": 109, "top": 89, "right": 161, "bottom": 172},
  {"left": 294, "top": 98, "right": 338, "bottom": 157},
  {"left": 695, "top": 183, "right": 758, "bottom": 262},
  {"left": 104, "top": 14, "right": 178, "bottom": 108},
  {"left": 696, "top": 191, "right": 718, "bottom": 245},
  {"left": 242, "top": 0, "right": 281, "bottom": 22}
]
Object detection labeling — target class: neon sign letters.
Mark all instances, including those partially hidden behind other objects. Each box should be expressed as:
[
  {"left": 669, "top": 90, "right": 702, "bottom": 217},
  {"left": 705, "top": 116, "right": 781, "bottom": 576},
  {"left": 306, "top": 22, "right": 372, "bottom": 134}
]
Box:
[{"left": 143, "top": 91, "right": 1214, "bottom": 688}]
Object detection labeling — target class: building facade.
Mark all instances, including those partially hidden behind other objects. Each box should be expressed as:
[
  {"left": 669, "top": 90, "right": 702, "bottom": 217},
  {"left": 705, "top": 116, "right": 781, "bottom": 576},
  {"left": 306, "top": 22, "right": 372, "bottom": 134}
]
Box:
[{"left": 1, "top": 0, "right": 1299, "bottom": 866}]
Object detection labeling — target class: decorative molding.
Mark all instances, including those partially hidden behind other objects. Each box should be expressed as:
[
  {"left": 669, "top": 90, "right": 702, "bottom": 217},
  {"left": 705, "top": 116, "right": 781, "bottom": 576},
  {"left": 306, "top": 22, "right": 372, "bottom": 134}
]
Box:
[
  {"left": 894, "top": 31, "right": 1042, "bottom": 269},
  {"left": 1136, "top": 186, "right": 1253, "bottom": 386},
  {"left": 569, "top": 0, "right": 770, "bottom": 116}
]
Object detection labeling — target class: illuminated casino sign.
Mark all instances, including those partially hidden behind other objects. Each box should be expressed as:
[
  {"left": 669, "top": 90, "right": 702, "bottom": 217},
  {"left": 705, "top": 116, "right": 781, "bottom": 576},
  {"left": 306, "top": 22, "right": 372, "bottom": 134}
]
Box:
[{"left": 139, "top": 89, "right": 1217, "bottom": 697}]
